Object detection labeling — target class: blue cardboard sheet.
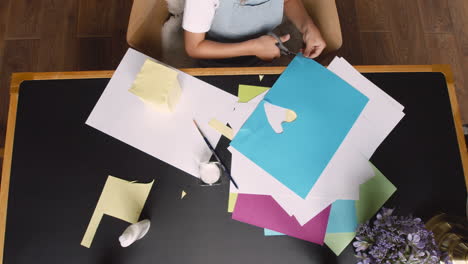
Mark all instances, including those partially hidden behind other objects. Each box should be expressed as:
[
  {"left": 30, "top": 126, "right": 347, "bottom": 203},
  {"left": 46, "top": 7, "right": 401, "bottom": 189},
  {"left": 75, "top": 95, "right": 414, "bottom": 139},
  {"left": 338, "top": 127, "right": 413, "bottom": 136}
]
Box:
[
  {"left": 264, "top": 229, "right": 285, "bottom": 236},
  {"left": 230, "top": 55, "right": 369, "bottom": 198},
  {"left": 326, "top": 200, "right": 358, "bottom": 233}
]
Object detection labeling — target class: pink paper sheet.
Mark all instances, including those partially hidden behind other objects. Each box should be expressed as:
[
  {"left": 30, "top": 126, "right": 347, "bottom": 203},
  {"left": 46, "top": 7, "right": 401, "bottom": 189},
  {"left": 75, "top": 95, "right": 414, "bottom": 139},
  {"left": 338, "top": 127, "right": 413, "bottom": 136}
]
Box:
[{"left": 232, "top": 194, "right": 331, "bottom": 245}]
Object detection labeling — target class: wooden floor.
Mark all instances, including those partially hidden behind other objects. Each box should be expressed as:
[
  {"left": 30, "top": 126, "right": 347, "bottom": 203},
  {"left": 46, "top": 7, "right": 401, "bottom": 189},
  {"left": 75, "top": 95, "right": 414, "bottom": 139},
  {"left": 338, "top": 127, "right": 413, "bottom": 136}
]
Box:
[{"left": 0, "top": 0, "right": 467, "bottom": 151}]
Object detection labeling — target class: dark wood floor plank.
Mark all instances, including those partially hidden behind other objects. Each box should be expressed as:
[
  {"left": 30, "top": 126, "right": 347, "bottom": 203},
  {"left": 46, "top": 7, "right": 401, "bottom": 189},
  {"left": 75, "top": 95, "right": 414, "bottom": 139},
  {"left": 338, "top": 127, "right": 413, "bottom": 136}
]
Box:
[
  {"left": 38, "top": 0, "right": 79, "bottom": 71},
  {"left": 335, "top": 0, "right": 363, "bottom": 64},
  {"left": 110, "top": 0, "right": 132, "bottom": 68},
  {"left": 76, "top": 37, "right": 113, "bottom": 70},
  {"left": 426, "top": 33, "right": 466, "bottom": 119},
  {"left": 0, "top": 0, "right": 11, "bottom": 149},
  {"left": 5, "top": 0, "right": 43, "bottom": 39},
  {"left": 0, "top": 0, "right": 11, "bottom": 73},
  {"left": 355, "top": 0, "right": 390, "bottom": 32},
  {"left": 77, "top": 0, "right": 115, "bottom": 37},
  {"left": 448, "top": 0, "right": 468, "bottom": 56},
  {"left": 360, "top": 32, "right": 398, "bottom": 65},
  {"left": 0, "top": 39, "right": 40, "bottom": 146},
  {"left": 385, "top": 0, "right": 429, "bottom": 64},
  {"left": 418, "top": 0, "right": 453, "bottom": 34},
  {"left": 460, "top": 58, "right": 468, "bottom": 123}
]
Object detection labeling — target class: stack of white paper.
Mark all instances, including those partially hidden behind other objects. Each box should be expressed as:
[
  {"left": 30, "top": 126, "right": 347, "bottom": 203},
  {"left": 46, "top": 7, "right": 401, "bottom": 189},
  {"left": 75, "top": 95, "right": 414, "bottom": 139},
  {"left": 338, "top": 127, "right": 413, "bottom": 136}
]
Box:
[{"left": 228, "top": 57, "right": 405, "bottom": 225}]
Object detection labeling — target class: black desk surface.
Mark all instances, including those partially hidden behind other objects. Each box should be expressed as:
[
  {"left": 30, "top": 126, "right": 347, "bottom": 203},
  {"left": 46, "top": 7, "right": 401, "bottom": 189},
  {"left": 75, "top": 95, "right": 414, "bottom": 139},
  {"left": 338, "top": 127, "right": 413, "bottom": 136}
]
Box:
[{"left": 3, "top": 72, "right": 467, "bottom": 264}]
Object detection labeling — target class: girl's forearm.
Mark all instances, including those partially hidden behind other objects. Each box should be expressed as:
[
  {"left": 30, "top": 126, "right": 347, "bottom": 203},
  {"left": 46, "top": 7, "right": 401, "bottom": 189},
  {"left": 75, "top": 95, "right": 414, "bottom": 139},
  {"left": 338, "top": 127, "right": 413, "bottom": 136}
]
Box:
[{"left": 184, "top": 31, "right": 258, "bottom": 59}]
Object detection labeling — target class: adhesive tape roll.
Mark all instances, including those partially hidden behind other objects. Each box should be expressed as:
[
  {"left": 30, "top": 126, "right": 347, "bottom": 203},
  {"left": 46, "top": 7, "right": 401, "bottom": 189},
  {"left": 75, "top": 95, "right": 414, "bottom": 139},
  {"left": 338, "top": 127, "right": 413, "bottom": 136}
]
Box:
[{"left": 199, "top": 162, "right": 221, "bottom": 185}]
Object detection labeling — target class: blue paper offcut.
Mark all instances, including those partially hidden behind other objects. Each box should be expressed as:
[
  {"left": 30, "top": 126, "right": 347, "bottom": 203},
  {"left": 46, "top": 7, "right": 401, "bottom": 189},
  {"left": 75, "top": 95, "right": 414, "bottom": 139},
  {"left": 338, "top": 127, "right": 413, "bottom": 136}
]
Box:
[
  {"left": 264, "top": 229, "right": 285, "bottom": 236},
  {"left": 230, "top": 55, "right": 369, "bottom": 198},
  {"left": 326, "top": 200, "right": 358, "bottom": 233}
]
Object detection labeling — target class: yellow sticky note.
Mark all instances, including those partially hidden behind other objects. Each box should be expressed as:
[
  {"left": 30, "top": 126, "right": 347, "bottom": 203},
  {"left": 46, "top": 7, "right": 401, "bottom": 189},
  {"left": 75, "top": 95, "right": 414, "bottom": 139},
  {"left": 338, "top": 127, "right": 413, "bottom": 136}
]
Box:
[
  {"left": 128, "top": 59, "right": 181, "bottom": 112},
  {"left": 238, "top": 85, "right": 270, "bottom": 103},
  {"left": 81, "top": 176, "right": 154, "bottom": 248},
  {"left": 209, "top": 118, "right": 234, "bottom": 140},
  {"left": 181, "top": 190, "right": 187, "bottom": 199},
  {"left": 227, "top": 193, "right": 238, "bottom": 213}
]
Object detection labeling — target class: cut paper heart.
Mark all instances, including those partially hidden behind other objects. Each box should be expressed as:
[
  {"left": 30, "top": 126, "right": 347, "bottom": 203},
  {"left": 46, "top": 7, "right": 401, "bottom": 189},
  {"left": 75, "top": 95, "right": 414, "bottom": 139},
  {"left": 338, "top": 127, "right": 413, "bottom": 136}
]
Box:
[{"left": 264, "top": 101, "right": 297, "bottom": 133}]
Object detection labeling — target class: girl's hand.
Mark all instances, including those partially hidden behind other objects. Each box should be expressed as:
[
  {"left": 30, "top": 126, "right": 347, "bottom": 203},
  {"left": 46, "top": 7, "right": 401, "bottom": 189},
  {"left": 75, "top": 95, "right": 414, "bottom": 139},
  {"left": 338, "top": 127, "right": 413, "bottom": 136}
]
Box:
[
  {"left": 251, "top": 34, "right": 291, "bottom": 61},
  {"left": 300, "top": 24, "right": 326, "bottom": 58}
]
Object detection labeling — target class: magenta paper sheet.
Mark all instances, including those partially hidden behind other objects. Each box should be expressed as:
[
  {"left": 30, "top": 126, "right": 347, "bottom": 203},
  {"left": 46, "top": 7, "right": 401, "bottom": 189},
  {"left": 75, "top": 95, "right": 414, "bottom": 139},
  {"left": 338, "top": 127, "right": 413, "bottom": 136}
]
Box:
[{"left": 232, "top": 194, "right": 331, "bottom": 245}]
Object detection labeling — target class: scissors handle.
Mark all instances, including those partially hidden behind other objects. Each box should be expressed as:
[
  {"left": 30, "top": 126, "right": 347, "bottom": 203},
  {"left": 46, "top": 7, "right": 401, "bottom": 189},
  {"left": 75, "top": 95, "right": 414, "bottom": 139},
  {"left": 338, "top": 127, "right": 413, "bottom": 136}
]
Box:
[{"left": 268, "top": 32, "right": 295, "bottom": 56}]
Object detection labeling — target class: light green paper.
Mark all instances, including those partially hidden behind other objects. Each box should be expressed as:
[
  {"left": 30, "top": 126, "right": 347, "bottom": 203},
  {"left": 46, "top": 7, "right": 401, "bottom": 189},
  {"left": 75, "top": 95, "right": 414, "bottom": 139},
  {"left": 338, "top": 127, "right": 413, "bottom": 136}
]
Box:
[
  {"left": 238, "top": 85, "right": 270, "bottom": 103},
  {"left": 356, "top": 164, "right": 397, "bottom": 223},
  {"left": 325, "top": 232, "right": 357, "bottom": 255},
  {"left": 325, "top": 163, "right": 397, "bottom": 255}
]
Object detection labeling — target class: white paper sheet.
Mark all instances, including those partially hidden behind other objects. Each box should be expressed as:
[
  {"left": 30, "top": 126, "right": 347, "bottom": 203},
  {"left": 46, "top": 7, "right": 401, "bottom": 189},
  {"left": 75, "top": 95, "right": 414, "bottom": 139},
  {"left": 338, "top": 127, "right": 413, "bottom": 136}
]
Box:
[
  {"left": 228, "top": 57, "right": 405, "bottom": 225},
  {"left": 86, "top": 49, "right": 237, "bottom": 178},
  {"left": 327, "top": 57, "right": 406, "bottom": 157},
  {"left": 228, "top": 91, "right": 268, "bottom": 134}
]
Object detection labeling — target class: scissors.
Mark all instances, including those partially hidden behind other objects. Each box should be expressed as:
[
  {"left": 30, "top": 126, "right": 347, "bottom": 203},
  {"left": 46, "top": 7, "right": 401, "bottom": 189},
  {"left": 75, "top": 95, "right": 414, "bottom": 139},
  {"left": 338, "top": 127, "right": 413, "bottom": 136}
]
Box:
[{"left": 268, "top": 32, "right": 297, "bottom": 56}]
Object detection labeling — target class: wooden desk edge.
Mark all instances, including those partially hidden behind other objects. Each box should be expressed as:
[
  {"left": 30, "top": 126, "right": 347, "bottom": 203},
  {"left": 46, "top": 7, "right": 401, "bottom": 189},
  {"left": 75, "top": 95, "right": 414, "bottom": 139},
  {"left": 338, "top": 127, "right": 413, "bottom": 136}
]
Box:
[{"left": 1, "top": 65, "right": 467, "bottom": 263}]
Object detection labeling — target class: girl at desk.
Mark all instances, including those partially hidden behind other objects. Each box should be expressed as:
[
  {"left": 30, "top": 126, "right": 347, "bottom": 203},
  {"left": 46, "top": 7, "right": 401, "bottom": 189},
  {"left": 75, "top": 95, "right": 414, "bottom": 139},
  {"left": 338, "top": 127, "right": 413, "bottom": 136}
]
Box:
[{"left": 182, "top": 0, "right": 326, "bottom": 65}]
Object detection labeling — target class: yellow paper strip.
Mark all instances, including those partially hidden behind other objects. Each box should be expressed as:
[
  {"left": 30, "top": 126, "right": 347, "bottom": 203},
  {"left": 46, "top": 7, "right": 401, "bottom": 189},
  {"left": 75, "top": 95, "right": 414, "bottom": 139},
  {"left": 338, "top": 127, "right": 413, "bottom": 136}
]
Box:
[
  {"left": 259, "top": 75, "right": 264, "bottom": 82},
  {"left": 227, "top": 193, "right": 239, "bottom": 213},
  {"left": 181, "top": 190, "right": 187, "bottom": 199},
  {"left": 209, "top": 118, "right": 234, "bottom": 140},
  {"left": 81, "top": 176, "right": 154, "bottom": 248}
]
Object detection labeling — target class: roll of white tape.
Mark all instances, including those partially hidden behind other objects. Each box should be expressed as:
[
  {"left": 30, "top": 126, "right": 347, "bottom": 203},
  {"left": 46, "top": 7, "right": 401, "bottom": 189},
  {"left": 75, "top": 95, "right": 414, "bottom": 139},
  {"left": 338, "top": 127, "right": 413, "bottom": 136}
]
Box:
[{"left": 199, "top": 162, "right": 221, "bottom": 185}]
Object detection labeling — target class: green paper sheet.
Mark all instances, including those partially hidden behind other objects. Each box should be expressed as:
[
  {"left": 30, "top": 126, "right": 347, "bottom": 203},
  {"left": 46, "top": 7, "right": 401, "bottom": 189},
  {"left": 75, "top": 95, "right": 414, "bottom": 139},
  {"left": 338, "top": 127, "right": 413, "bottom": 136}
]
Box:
[
  {"left": 355, "top": 164, "right": 397, "bottom": 223},
  {"left": 325, "top": 232, "right": 357, "bottom": 255},
  {"left": 325, "top": 164, "right": 396, "bottom": 255},
  {"left": 238, "top": 85, "right": 270, "bottom": 103}
]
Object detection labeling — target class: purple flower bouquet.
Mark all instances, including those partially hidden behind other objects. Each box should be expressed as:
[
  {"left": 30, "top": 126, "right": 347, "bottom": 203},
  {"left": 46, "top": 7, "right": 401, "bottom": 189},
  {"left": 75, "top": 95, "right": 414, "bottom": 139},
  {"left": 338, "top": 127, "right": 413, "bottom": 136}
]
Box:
[{"left": 353, "top": 208, "right": 450, "bottom": 264}]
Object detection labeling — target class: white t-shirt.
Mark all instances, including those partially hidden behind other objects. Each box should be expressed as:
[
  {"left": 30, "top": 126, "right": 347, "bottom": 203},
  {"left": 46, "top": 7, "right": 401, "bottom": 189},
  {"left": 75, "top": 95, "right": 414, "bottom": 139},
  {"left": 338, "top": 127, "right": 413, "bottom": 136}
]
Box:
[{"left": 182, "top": 0, "right": 220, "bottom": 33}]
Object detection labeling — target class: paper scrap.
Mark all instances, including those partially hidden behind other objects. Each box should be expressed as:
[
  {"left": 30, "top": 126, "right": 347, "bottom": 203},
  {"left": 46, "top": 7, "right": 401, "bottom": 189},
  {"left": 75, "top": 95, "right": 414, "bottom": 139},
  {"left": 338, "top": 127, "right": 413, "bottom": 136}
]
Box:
[
  {"left": 324, "top": 164, "right": 397, "bottom": 255},
  {"left": 264, "top": 102, "right": 297, "bottom": 133},
  {"left": 231, "top": 56, "right": 369, "bottom": 198},
  {"left": 227, "top": 193, "right": 238, "bottom": 213},
  {"left": 81, "top": 176, "right": 154, "bottom": 248},
  {"left": 259, "top": 75, "right": 264, "bottom": 82},
  {"left": 128, "top": 59, "right": 181, "bottom": 112},
  {"left": 209, "top": 118, "right": 234, "bottom": 140},
  {"left": 285, "top": 110, "right": 297, "bottom": 122},
  {"left": 181, "top": 190, "right": 187, "bottom": 199},
  {"left": 238, "top": 85, "right": 270, "bottom": 103},
  {"left": 232, "top": 194, "right": 331, "bottom": 244},
  {"left": 264, "top": 229, "right": 284, "bottom": 236}
]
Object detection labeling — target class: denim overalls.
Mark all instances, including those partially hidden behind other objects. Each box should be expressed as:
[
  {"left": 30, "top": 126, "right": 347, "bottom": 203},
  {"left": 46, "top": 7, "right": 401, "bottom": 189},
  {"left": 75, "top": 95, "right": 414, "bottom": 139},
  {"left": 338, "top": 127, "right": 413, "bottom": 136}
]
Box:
[{"left": 207, "top": 0, "right": 284, "bottom": 43}]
